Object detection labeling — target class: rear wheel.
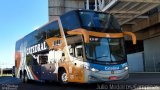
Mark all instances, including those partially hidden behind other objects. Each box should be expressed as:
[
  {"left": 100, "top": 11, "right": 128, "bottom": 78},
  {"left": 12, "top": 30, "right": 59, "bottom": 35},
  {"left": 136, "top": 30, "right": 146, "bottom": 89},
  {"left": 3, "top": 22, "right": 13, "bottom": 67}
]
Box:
[
  {"left": 21, "top": 71, "right": 28, "bottom": 83},
  {"left": 23, "top": 72, "right": 28, "bottom": 83},
  {"left": 58, "top": 69, "right": 68, "bottom": 84},
  {"left": 20, "top": 72, "right": 23, "bottom": 81}
]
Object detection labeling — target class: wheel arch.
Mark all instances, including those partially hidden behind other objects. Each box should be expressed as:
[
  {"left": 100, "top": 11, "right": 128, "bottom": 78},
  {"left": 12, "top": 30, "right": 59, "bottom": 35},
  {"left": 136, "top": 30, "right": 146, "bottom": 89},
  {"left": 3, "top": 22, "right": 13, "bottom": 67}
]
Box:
[{"left": 58, "top": 66, "right": 69, "bottom": 80}]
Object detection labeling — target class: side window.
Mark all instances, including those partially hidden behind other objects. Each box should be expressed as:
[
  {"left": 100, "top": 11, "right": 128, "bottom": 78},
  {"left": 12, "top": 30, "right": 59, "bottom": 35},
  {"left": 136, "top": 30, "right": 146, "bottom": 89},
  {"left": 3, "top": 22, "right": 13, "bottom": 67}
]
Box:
[
  {"left": 34, "top": 30, "right": 47, "bottom": 42},
  {"left": 76, "top": 48, "right": 83, "bottom": 57},
  {"left": 34, "top": 21, "right": 61, "bottom": 43},
  {"left": 75, "top": 45, "right": 83, "bottom": 58},
  {"left": 39, "top": 55, "right": 48, "bottom": 65},
  {"left": 61, "top": 52, "right": 65, "bottom": 61},
  {"left": 69, "top": 48, "right": 73, "bottom": 56},
  {"left": 69, "top": 45, "right": 74, "bottom": 56},
  {"left": 60, "top": 11, "right": 81, "bottom": 34},
  {"left": 47, "top": 21, "right": 61, "bottom": 38}
]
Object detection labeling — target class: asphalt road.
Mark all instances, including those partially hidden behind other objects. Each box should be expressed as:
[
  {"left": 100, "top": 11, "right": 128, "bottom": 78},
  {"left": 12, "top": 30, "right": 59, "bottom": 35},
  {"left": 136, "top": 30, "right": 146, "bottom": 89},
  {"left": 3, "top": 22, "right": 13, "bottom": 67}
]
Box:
[{"left": 0, "top": 73, "right": 160, "bottom": 90}]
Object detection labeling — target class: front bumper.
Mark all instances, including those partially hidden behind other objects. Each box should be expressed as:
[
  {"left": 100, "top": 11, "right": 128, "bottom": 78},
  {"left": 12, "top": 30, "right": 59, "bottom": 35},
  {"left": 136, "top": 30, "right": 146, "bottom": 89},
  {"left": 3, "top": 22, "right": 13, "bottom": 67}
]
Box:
[{"left": 84, "top": 69, "right": 129, "bottom": 83}]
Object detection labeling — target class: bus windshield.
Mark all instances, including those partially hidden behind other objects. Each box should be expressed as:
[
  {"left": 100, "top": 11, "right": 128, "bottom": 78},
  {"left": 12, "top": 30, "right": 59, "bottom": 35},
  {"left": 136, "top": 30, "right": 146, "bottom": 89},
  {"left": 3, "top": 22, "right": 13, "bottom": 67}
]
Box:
[
  {"left": 78, "top": 11, "right": 121, "bottom": 33},
  {"left": 85, "top": 37, "right": 126, "bottom": 64}
]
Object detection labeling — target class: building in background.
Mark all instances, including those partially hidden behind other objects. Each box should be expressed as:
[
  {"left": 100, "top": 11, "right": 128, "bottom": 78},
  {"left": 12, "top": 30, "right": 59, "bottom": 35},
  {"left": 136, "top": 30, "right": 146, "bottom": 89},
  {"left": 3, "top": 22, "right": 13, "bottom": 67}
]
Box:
[
  {"left": 48, "top": 0, "right": 160, "bottom": 72},
  {"left": 48, "top": 0, "right": 84, "bottom": 21}
]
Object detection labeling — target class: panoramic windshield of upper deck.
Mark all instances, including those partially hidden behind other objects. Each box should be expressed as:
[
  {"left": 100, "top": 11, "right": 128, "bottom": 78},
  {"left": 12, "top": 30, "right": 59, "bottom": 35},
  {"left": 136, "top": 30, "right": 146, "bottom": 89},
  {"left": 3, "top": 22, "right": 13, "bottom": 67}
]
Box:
[
  {"left": 60, "top": 10, "right": 122, "bottom": 34},
  {"left": 78, "top": 11, "right": 121, "bottom": 33}
]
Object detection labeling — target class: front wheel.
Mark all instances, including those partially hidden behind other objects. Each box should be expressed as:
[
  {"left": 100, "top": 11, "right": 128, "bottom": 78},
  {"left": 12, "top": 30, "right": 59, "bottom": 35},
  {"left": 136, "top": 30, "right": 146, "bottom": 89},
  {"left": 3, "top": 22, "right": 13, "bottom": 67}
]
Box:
[{"left": 58, "top": 69, "right": 68, "bottom": 84}]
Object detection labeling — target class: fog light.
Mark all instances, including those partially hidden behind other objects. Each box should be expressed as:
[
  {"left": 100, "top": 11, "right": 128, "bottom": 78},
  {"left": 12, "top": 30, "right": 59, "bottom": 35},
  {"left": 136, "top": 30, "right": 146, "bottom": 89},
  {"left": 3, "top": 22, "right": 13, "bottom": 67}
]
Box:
[{"left": 88, "top": 75, "right": 97, "bottom": 80}]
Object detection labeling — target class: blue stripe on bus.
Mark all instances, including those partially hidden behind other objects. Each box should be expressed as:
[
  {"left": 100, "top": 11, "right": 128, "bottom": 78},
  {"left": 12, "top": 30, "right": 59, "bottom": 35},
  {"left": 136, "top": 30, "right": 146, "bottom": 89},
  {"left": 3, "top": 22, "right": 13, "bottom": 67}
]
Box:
[{"left": 89, "top": 62, "right": 128, "bottom": 71}]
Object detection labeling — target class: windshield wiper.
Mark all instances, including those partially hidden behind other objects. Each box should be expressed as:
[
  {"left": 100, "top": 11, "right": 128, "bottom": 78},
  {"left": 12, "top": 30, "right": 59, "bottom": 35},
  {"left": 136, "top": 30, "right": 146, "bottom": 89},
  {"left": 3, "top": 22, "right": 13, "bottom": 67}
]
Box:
[{"left": 112, "top": 53, "right": 124, "bottom": 58}]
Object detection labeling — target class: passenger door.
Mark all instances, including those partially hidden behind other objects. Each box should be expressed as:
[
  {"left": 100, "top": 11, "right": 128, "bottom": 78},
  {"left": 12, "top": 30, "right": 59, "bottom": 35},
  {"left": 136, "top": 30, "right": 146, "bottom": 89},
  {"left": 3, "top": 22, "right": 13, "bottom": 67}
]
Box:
[
  {"left": 70, "top": 45, "right": 84, "bottom": 83},
  {"left": 40, "top": 54, "right": 57, "bottom": 81}
]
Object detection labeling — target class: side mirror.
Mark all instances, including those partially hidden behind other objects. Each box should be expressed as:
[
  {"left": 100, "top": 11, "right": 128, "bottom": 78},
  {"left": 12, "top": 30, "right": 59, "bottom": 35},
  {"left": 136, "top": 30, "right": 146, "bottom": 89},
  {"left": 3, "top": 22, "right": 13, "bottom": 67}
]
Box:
[{"left": 123, "top": 32, "right": 136, "bottom": 45}]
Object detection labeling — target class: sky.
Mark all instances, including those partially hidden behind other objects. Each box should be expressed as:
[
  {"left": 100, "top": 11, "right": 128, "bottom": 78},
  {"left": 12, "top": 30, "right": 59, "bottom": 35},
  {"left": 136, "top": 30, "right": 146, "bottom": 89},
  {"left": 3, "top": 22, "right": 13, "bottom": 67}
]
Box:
[{"left": 0, "top": 0, "right": 48, "bottom": 68}]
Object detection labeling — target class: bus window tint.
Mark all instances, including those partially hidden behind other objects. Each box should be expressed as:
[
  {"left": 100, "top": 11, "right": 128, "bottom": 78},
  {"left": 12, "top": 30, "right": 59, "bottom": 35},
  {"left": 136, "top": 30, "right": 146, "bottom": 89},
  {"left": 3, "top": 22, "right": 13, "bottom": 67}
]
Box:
[
  {"left": 39, "top": 56, "right": 48, "bottom": 65},
  {"left": 34, "top": 31, "right": 47, "bottom": 43},
  {"left": 75, "top": 45, "right": 83, "bottom": 58},
  {"left": 78, "top": 11, "right": 121, "bottom": 33},
  {"left": 60, "top": 11, "right": 81, "bottom": 33},
  {"left": 76, "top": 48, "right": 83, "bottom": 57},
  {"left": 47, "top": 21, "right": 61, "bottom": 38}
]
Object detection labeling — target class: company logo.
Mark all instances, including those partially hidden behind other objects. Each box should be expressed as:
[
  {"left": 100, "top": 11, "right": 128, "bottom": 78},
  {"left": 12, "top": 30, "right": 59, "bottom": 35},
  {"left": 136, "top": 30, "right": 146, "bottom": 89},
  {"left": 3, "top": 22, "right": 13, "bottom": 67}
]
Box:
[
  {"left": 26, "top": 42, "right": 47, "bottom": 55},
  {"left": 105, "top": 66, "right": 120, "bottom": 70}
]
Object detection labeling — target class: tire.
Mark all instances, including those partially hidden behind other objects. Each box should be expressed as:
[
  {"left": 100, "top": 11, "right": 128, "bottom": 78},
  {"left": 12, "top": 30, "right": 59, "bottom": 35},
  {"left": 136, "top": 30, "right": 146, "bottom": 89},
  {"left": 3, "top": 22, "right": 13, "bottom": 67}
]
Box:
[
  {"left": 12, "top": 74, "right": 15, "bottom": 77},
  {"left": 20, "top": 72, "right": 23, "bottom": 81},
  {"left": 58, "top": 69, "right": 68, "bottom": 84},
  {"left": 23, "top": 71, "right": 28, "bottom": 83}
]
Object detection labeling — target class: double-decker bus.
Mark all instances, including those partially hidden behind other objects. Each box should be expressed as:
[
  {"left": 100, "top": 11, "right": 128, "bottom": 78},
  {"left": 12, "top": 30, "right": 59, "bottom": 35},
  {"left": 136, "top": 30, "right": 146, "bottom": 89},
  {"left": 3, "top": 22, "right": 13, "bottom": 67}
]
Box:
[{"left": 15, "top": 10, "right": 136, "bottom": 84}]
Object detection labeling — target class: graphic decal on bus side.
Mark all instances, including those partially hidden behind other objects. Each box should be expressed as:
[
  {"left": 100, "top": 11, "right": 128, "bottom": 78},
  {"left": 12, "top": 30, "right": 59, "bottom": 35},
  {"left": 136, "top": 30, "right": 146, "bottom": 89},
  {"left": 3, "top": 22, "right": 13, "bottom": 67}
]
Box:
[
  {"left": 16, "top": 42, "right": 27, "bottom": 78},
  {"left": 17, "top": 41, "right": 47, "bottom": 80}
]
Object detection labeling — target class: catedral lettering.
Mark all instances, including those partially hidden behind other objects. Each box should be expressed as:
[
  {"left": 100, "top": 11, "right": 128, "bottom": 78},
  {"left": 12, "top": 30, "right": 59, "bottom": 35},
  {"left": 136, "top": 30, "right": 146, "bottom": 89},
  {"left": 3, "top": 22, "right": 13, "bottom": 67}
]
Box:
[
  {"left": 26, "top": 42, "right": 47, "bottom": 55},
  {"left": 14, "top": 10, "right": 136, "bottom": 84}
]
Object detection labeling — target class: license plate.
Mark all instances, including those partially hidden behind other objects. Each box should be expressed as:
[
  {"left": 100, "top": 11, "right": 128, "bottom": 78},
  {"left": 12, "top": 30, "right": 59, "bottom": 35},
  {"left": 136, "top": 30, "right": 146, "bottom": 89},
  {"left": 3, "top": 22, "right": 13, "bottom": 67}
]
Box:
[{"left": 109, "top": 76, "right": 118, "bottom": 80}]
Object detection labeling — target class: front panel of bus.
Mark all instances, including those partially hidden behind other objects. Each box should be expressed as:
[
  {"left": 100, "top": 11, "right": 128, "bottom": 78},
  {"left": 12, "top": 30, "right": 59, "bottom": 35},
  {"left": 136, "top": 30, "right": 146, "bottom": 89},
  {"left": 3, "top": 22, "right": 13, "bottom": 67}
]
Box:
[{"left": 83, "top": 37, "right": 128, "bottom": 82}]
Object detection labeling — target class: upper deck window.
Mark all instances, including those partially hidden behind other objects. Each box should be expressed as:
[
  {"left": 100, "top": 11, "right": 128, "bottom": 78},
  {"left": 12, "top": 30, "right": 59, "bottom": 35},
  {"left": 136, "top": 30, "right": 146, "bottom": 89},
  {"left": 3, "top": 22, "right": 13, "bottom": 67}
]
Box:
[
  {"left": 60, "top": 10, "right": 122, "bottom": 36},
  {"left": 60, "top": 11, "right": 81, "bottom": 32},
  {"left": 46, "top": 21, "right": 61, "bottom": 38},
  {"left": 78, "top": 11, "right": 121, "bottom": 33}
]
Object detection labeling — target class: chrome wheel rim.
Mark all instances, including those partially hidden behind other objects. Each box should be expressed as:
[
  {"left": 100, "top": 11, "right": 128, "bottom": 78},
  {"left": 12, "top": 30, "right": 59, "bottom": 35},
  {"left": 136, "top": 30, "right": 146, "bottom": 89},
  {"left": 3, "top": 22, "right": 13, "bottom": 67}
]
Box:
[
  {"left": 24, "top": 74, "right": 27, "bottom": 82},
  {"left": 61, "top": 73, "right": 67, "bottom": 83}
]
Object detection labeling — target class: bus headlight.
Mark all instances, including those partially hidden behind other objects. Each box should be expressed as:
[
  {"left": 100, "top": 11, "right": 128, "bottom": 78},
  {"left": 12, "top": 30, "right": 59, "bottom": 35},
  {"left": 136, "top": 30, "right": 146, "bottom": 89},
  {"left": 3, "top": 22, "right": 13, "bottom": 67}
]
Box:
[
  {"left": 124, "top": 66, "right": 129, "bottom": 70},
  {"left": 84, "top": 66, "right": 99, "bottom": 72}
]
